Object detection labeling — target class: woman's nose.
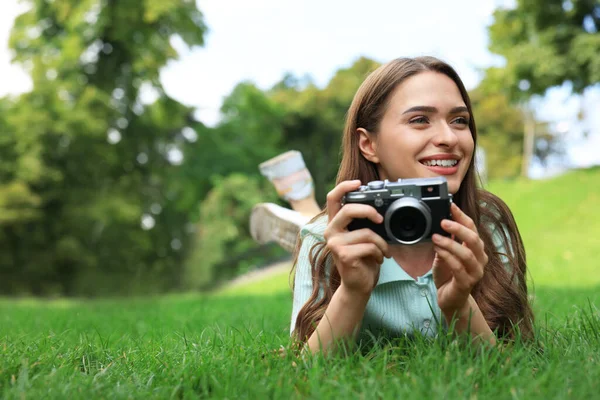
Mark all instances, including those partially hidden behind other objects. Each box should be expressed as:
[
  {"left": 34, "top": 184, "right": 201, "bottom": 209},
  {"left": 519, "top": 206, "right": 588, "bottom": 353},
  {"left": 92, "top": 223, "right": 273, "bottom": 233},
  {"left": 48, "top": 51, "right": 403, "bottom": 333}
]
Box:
[{"left": 432, "top": 122, "right": 459, "bottom": 147}]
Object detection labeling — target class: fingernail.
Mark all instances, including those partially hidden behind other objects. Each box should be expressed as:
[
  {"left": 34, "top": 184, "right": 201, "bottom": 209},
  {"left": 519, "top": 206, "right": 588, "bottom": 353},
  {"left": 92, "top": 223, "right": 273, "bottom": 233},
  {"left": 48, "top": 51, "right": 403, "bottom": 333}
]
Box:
[
  {"left": 432, "top": 234, "right": 441, "bottom": 242},
  {"left": 441, "top": 220, "right": 451, "bottom": 228}
]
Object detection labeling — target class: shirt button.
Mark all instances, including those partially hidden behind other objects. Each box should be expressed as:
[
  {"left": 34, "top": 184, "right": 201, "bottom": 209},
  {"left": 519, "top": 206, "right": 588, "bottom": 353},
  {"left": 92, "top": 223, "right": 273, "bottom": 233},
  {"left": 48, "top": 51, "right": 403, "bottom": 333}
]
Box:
[
  {"left": 423, "top": 319, "right": 431, "bottom": 328},
  {"left": 420, "top": 288, "right": 428, "bottom": 297}
]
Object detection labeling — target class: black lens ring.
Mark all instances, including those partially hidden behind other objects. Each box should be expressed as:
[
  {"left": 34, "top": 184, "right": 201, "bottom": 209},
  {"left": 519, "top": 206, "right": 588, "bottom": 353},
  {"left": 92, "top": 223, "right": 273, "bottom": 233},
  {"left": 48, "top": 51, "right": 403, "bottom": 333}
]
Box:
[{"left": 384, "top": 197, "right": 432, "bottom": 245}]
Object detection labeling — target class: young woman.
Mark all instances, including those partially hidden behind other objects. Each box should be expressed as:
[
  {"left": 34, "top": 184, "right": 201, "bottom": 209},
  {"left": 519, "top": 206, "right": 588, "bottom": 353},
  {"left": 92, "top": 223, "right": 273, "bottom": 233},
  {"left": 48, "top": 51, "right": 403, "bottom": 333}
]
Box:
[{"left": 290, "top": 56, "right": 533, "bottom": 354}]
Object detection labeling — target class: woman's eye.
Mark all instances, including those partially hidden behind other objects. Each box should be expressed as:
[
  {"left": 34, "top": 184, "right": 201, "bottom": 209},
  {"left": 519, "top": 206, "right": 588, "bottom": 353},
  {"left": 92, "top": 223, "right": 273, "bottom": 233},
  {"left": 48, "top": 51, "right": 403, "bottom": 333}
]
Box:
[
  {"left": 410, "top": 116, "right": 429, "bottom": 124},
  {"left": 453, "top": 117, "right": 470, "bottom": 125}
]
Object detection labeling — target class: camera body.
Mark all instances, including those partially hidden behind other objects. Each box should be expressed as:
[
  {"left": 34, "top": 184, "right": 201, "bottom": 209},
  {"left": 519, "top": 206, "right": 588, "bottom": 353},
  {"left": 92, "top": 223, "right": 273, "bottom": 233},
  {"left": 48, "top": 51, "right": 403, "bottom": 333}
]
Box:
[{"left": 342, "top": 177, "right": 452, "bottom": 245}]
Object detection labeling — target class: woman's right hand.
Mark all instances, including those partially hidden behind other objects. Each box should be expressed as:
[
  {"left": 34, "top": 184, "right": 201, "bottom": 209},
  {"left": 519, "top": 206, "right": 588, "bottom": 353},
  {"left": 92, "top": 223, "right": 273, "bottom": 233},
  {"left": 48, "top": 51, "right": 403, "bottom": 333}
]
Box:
[{"left": 323, "top": 180, "right": 391, "bottom": 297}]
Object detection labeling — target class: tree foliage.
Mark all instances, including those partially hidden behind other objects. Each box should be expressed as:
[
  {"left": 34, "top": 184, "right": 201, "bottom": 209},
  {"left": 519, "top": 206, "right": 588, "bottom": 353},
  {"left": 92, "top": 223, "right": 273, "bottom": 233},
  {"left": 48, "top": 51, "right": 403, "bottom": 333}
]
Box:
[
  {"left": 185, "top": 174, "right": 283, "bottom": 289},
  {"left": 0, "top": 0, "right": 207, "bottom": 295},
  {"left": 488, "top": 0, "right": 600, "bottom": 98}
]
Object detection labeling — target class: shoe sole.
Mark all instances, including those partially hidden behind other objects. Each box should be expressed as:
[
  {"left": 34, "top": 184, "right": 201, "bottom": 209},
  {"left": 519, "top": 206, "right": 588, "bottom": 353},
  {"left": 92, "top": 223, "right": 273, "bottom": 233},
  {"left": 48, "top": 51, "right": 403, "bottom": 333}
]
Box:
[{"left": 250, "top": 204, "right": 303, "bottom": 253}]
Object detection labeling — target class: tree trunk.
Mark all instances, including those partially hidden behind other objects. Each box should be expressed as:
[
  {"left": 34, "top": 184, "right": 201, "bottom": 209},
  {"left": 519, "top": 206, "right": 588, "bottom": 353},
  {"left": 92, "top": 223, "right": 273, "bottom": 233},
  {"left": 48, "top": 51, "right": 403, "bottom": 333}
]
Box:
[{"left": 521, "top": 109, "right": 536, "bottom": 178}]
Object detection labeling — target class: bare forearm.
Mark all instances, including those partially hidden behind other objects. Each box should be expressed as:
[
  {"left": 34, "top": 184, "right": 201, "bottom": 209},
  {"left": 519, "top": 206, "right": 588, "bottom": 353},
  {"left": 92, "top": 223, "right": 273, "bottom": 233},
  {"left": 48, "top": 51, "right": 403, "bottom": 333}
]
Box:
[
  {"left": 443, "top": 295, "right": 496, "bottom": 346},
  {"left": 306, "top": 285, "right": 369, "bottom": 354}
]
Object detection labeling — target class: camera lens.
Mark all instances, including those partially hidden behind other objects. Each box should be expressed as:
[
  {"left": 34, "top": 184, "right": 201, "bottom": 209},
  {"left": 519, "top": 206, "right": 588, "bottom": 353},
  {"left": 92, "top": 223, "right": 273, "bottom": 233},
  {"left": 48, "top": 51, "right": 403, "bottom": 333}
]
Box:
[
  {"left": 390, "top": 208, "right": 426, "bottom": 242},
  {"left": 384, "top": 198, "right": 432, "bottom": 245}
]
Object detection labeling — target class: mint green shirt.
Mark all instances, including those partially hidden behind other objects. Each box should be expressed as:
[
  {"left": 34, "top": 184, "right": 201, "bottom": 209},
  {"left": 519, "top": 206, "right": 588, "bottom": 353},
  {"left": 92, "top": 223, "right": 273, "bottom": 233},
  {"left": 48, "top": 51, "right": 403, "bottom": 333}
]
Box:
[{"left": 290, "top": 216, "right": 512, "bottom": 339}]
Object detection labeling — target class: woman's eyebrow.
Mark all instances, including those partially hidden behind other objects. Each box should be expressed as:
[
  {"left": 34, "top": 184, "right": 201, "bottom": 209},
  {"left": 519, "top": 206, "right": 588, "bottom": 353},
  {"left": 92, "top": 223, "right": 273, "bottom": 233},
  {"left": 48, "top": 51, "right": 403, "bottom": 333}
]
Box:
[
  {"left": 402, "top": 106, "right": 469, "bottom": 114},
  {"left": 402, "top": 105, "right": 437, "bottom": 114},
  {"left": 450, "top": 106, "right": 469, "bottom": 114}
]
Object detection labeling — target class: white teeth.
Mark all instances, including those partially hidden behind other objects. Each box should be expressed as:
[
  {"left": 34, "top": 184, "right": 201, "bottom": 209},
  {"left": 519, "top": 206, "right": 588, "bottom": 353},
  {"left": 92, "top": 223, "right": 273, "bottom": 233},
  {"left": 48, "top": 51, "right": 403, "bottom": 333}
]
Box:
[{"left": 422, "top": 159, "right": 458, "bottom": 167}]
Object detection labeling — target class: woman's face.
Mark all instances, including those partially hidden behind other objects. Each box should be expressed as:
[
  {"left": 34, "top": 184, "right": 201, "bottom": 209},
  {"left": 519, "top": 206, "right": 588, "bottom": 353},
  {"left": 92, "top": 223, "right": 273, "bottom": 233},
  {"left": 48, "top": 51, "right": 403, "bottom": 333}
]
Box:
[{"left": 359, "top": 71, "right": 474, "bottom": 194}]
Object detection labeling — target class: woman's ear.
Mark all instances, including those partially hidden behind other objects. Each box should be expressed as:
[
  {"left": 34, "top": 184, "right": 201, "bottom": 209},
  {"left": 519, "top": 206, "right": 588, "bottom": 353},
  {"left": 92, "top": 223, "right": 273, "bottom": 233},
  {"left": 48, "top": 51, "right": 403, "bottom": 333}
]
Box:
[{"left": 357, "top": 128, "right": 379, "bottom": 163}]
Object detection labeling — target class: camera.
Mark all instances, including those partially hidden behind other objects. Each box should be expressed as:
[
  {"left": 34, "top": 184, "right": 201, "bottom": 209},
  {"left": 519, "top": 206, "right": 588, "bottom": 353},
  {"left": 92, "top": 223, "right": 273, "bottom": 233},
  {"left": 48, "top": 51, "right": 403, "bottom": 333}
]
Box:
[{"left": 342, "top": 177, "right": 452, "bottom": 245}]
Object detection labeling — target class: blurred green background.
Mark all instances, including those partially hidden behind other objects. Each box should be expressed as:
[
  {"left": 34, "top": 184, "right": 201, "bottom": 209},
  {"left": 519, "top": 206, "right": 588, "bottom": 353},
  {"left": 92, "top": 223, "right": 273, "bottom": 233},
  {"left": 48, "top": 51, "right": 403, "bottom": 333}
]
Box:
[{"left": 0, "top": 0, "right": 598, "bottom": 297}]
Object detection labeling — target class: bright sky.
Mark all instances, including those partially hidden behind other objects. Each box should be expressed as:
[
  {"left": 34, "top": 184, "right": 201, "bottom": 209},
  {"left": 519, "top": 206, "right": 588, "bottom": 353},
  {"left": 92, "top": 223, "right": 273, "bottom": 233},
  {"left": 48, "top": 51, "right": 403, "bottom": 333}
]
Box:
[{"left": 1, "top": 0, "right": 598, "bottom": 176}]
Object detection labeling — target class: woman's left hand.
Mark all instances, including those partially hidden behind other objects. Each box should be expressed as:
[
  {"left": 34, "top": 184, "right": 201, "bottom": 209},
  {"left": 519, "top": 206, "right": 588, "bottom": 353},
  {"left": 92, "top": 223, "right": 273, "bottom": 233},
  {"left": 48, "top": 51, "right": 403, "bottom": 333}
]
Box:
[{"left": 432, "top": 203, "right": 488, "bottom": 317}]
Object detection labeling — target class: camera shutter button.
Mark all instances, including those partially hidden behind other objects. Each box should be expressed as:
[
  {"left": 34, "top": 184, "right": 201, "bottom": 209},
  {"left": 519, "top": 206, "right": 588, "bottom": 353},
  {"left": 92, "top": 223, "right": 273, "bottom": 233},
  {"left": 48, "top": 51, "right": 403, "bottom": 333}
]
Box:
[{"left": 367, "top": 180, "right": 385, "bottom": 190}]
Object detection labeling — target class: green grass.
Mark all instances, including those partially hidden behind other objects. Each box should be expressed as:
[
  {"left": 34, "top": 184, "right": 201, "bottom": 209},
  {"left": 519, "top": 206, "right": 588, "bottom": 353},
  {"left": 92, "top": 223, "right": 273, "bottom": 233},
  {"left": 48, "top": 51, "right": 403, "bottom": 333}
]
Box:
[
  {"left": 1, "top": 287, "right": 598, "bottom": 399},
  {"left": 487, "top": 166, "right": 600, "bottom": 287},
  {"left": 217, "top": 269, "right": 293, "bottom": 297},
  {"left": 1, "top": 167, "right": 599, "bottom": 399}
]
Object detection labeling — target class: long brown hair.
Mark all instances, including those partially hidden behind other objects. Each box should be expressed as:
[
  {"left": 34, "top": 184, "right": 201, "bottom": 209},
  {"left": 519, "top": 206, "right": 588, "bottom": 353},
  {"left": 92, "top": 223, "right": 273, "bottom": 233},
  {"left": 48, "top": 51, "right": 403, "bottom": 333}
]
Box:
[{"left": 291, "top": 56, "right": 534, "bottom": 343}]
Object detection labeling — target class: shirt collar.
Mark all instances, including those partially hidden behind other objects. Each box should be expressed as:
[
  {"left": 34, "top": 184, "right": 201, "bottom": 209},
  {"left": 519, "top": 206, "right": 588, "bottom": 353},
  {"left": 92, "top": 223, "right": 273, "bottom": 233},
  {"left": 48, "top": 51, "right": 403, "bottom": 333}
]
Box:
[{"left": 376, "top": 257, "right": 433, "bottom": 285}]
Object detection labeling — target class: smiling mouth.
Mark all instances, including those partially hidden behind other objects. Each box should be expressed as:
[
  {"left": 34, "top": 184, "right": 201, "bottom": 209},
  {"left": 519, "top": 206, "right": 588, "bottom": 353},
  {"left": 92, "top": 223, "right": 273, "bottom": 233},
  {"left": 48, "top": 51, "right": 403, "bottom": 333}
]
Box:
[{"left": 420, "top": 159, "right": 459, "bottom": 168}]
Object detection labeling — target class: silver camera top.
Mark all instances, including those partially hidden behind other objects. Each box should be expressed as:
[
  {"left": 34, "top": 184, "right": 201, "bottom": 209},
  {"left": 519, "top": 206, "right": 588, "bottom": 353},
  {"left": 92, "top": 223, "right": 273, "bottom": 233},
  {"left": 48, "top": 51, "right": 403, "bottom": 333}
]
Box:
[{"left": 346, "top": 176, "right": 450, "bottom": 203}]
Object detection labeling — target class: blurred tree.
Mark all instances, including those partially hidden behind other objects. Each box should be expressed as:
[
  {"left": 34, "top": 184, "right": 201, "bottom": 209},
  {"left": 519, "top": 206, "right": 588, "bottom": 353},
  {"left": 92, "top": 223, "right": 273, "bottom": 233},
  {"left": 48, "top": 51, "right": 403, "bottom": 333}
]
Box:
[
  {"left": 1, "top": 0, "right": 206, "bottom": 295},
  {"left": 470, "top": 89, "right": 525, "bottom": 179},
  {"left": 185, "top": 173, "right": 283, "bottom": 289},
  {"left": 488, "top": 0, "right": 600, "bottom": 98},
  {"left": 470, "top": 88, "right": 558, "bottom": 179},
  {"left": 486, "top": 0, "right": 599, "bottom": 177},
  {"left": 175, "top": 81, "right": 286, "bottom": 223},
  {"left": 0, "top": 97, "right": 42, "bottom": 225},
  {"left": 202, "top": 82, "right": 284, "bottom": 183}
]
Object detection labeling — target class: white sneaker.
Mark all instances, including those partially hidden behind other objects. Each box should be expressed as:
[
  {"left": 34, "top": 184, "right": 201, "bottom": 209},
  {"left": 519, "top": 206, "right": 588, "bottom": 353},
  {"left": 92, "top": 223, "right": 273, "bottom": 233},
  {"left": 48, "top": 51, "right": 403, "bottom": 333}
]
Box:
[
  {"left": 259, "top": 150, "right": 314, "bottom": 202},
  {"left": 250, "top": 203, "right": 310, "bottom": 253}
]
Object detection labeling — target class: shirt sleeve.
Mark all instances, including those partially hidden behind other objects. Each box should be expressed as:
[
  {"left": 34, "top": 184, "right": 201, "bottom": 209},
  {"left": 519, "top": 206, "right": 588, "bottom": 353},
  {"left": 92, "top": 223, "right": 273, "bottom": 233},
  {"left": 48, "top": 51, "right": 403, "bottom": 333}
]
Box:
[{"left": 289, "top": 219, "right": 328, "bottom": 335}]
